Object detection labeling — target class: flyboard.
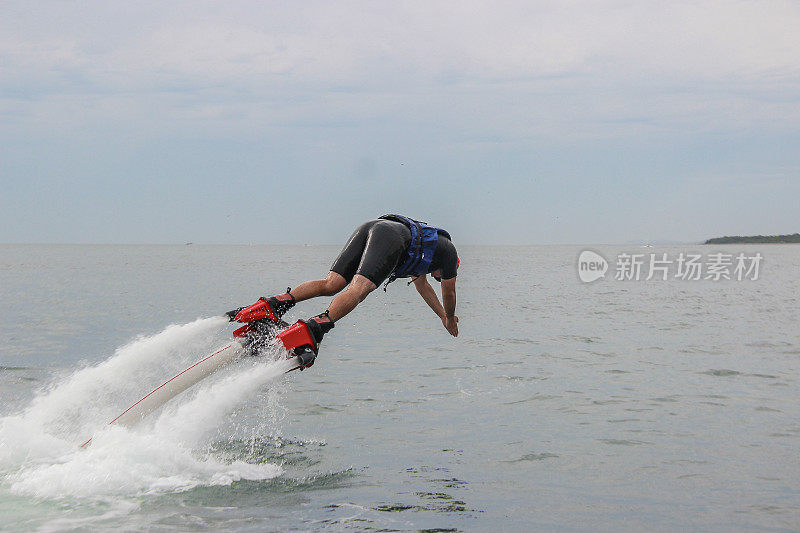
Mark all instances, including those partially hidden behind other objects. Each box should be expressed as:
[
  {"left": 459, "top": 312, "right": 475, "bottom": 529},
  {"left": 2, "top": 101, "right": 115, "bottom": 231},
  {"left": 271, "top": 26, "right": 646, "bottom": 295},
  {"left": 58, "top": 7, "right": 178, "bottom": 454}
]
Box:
[{"left": 80, "top": 299, "right": 319, "bottom": 448}]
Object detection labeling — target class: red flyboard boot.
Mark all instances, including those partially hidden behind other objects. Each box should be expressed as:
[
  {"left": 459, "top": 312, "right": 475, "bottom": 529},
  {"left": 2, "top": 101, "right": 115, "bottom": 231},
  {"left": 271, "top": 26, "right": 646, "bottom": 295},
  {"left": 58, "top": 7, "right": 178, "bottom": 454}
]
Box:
[
  {"left": 276, "top": 312, "right": 334, "bottom": 369},
  {"left": 227, "top": 289, "right": 296, "bottom": 323}
]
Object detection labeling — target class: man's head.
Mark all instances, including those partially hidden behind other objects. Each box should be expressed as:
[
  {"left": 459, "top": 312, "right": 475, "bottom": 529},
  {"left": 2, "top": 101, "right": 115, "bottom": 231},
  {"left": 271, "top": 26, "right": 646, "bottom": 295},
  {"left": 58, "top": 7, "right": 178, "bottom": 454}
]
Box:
[
  {"left": 432, "top": 256, "right": 459, "bottom": 282},
  {"left": 428, "top": 233, "right": 458, "bottom": 282}
]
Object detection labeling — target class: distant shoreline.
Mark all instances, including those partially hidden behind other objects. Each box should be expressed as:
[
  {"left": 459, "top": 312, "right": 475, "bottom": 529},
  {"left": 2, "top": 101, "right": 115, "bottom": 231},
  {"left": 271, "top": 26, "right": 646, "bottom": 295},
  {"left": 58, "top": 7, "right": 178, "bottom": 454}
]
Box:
[{"left": 704, "top": 233, "right": 800, "bottom": 244}]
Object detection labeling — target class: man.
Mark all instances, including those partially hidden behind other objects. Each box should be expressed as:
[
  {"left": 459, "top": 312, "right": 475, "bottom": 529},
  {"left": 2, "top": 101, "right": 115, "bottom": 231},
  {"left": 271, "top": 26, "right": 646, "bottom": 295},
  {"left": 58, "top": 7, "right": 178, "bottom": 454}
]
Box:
[{"left": 228, "top": 214, "right": 459, "bottom": 354}]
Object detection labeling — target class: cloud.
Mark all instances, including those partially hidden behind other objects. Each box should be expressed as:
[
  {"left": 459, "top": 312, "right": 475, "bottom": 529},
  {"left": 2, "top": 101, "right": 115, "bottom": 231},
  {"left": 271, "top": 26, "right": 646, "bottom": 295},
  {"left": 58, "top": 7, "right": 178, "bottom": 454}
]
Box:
[
  {"left": 4, "top": 1, "right": 799, "bottom": 92},
  {"left": 1, "top": 1, "right": 798, "bottom": 244}
]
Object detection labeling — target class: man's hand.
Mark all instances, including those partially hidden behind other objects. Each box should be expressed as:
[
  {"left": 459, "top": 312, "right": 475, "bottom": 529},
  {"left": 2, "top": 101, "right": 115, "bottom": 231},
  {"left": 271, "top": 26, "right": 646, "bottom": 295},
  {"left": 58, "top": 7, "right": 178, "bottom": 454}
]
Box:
[{"left": 441, "top": 315, "right": 459, "bottom": 337}]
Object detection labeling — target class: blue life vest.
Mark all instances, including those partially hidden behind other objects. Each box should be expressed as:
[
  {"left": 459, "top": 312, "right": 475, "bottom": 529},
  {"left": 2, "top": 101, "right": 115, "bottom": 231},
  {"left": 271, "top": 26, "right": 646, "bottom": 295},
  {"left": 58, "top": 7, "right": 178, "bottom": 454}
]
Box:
[{"left": 379, "top": 214, "right": 452, "bottom": 286}]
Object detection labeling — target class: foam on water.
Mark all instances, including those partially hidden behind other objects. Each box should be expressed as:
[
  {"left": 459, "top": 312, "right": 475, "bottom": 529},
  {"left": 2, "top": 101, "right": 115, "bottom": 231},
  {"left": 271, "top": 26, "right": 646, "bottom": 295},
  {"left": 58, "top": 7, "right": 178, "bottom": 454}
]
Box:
[{"left": 0, "top": 318, "right": 291, "bottom": 500}]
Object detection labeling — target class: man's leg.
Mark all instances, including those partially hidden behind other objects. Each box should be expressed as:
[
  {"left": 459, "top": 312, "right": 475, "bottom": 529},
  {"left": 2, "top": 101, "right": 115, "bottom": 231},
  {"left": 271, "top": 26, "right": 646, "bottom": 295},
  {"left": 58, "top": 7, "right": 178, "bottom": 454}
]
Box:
[
  {"left": 277, "top": 274, "right": 374, "bottom": 352},
  {"left": 282, "top": 220, "right": 373, "bottom": 304},
  {"left": 278, "top": 220, "right": 405, "bottom": 349},
  {"left": 243, "top": 272, "right": 345, "bottom": 321},
  {"left": 326, "top": 274, "right": 377, "bottom": 322},
  {"left": 290, "top": 271, "right": 348, "bottom": 302},
  {"left": 323, "top": 220, "right": 408, "bottom": 322}
]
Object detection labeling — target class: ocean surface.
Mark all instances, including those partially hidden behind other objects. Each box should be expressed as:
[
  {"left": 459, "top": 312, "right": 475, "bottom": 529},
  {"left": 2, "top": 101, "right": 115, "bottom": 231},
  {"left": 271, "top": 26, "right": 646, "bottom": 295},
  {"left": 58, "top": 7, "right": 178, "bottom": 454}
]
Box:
[{"left": 0, "top": 244, "right": 798, "bottom": 532}]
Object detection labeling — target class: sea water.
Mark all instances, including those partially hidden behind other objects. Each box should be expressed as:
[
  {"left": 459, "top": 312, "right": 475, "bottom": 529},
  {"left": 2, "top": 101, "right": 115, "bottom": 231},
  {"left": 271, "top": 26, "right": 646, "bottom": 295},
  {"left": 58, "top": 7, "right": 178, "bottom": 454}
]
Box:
[{"left": 0, "top": 244, "right": 798, "bottom": 532}]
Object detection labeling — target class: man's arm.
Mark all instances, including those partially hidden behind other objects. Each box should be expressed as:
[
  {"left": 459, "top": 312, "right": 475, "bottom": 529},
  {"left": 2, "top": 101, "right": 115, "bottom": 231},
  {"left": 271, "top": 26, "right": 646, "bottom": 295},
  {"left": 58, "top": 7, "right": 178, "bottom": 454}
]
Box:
[
  {"left": 413, "top": 275, "right": 458, "bottom": 337},
  {"left": 440, "top": 277, "right": 458, "bottom": 337},
  {"left": 413, "top": 275, "right": 446, "bottom": 319}
]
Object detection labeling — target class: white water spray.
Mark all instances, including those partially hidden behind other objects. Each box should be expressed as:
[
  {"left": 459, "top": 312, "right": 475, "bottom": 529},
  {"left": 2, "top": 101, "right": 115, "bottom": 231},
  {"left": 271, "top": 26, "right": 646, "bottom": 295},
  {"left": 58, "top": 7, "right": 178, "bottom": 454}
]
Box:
[{"left": 0, "top": 318, "right": 291, "bottom": 499}]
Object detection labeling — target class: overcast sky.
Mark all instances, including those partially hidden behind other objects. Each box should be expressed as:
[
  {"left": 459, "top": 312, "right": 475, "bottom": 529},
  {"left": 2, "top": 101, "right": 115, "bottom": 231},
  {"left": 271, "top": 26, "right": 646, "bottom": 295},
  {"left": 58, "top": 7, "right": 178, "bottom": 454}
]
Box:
[{"left": 1, "top": 1, "right": 798, "bottom": 244}]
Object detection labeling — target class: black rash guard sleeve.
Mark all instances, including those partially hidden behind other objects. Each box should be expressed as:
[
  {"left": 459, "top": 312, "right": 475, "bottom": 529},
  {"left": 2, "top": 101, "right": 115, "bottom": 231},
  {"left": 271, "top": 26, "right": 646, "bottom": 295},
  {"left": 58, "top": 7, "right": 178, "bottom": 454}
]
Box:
[{"left": 429, "top": 236, "right": 458, "bottom": 279}]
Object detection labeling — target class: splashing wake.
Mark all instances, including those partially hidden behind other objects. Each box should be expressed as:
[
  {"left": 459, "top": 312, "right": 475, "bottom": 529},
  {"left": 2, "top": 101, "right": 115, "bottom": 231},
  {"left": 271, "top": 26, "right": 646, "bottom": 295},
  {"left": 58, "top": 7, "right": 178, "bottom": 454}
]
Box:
[{"left": 0, "top": 317, "right": 291, "bottom": 499}]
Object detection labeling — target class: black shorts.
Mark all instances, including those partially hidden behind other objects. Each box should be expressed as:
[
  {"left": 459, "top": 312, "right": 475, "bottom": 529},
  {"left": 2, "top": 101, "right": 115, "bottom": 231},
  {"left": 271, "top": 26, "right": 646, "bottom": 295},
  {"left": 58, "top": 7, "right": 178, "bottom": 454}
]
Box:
[{"left": 330, "top": 219, "right": 411, "bottom": 285}]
